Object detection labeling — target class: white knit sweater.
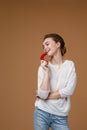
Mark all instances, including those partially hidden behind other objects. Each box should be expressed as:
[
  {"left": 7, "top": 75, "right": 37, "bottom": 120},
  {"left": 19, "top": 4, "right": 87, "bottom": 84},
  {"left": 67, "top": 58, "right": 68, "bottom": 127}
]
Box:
[{"left": 35, "top": 60, "right": 77, "bottom": 116}]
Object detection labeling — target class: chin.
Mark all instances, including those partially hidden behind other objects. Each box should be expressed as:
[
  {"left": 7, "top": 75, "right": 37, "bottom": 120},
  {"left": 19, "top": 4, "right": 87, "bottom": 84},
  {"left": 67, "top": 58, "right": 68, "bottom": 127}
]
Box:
[
  {"left": 47, "top": 53, "right": 53, "bottom": 57},
  {"left": 47, "top": 51, "right": 53, "bottom": 56}
]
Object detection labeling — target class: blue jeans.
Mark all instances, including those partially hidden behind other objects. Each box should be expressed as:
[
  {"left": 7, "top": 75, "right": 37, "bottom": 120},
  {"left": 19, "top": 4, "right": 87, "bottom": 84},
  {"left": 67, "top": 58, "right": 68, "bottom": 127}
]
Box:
[{"left": 34, "top": 108, "right": 70, "bottom": 130}]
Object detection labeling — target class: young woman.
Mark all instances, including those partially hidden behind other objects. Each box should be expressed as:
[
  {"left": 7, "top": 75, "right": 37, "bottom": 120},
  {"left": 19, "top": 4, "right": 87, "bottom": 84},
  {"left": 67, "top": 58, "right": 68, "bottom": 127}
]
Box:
[{"left": 34, "top": 33, "right": 77, "bottom": 130}]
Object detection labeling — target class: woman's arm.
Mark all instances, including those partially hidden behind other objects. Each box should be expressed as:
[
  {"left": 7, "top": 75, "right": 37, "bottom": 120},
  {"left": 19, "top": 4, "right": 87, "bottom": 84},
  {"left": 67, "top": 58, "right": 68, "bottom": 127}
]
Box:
[
  {"left": 47, "top": 61, "right": 77, "bottom": 100},
  {"left": 59, "top": 61, "right": 77, "bottom": 98},
  {"left": 37, "top": 60, "right": 51, "bottom": 99}
]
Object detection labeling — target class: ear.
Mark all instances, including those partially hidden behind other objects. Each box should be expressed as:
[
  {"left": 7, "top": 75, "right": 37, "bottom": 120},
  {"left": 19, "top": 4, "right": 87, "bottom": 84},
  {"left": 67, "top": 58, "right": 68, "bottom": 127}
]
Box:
[{"left": 56, "top": 42, "right": 61, "bottom": 48}]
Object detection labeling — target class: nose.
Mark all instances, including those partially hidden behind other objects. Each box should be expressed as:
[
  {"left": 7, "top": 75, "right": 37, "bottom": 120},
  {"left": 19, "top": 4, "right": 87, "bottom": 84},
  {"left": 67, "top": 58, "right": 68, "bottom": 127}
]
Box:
[
  {"left": 43, "top": 45, "right": 49, "bottom": 52},
  {"left": 44, "top": 48, "right": 48, "bottom": 53},
  {"left": 45, "top": 47, "right": 50, "bottom": 52}
]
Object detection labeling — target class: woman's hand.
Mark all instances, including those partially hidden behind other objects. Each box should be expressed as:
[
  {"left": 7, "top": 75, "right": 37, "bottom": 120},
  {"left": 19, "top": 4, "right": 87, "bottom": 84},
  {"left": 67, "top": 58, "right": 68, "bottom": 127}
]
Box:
[
  {"left": 40, "top": 60, "right": 49, "bottom": 72},
  {"left": 47, "top": 91, "right": 61, "bottom": 99}
]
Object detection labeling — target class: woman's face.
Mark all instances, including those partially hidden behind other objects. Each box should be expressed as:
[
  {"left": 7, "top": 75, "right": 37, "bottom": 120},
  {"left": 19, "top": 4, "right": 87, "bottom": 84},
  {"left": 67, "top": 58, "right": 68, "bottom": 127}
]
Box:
[{"left": 42, "top": 38, "right": 60, "bottom": 56}]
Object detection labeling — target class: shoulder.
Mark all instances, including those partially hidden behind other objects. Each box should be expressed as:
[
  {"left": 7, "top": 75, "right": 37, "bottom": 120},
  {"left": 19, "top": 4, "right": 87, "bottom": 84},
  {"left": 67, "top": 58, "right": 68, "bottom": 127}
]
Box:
[
  {"left": 65, "top": 60, "right": 75, "bottom": 66},
  {"left": 65, "top": 60, "right": 76, "bottom": 71}
]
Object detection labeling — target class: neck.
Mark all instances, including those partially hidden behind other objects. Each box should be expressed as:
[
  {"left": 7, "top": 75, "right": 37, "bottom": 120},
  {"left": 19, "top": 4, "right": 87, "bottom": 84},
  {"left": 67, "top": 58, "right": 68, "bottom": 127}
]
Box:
[{"left": 50, "top": 50, "right": 63, "bottom": 66}]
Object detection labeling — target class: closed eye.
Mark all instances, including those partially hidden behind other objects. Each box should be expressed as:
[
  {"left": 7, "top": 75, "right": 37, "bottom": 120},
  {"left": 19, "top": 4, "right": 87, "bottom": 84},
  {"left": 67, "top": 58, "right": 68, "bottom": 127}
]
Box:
[
  {"left": 45, "top": 42, "right": 50, "bottom": 47},
  {"left": 42, "top": 41, "right": 50, "bottom": 49}
]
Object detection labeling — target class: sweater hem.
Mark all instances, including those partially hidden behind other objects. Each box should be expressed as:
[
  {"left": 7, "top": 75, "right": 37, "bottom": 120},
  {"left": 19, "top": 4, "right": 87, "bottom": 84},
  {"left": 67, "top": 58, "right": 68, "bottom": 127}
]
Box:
[{"left": 35, "top": 106, "right": 69, "bottom": 116}]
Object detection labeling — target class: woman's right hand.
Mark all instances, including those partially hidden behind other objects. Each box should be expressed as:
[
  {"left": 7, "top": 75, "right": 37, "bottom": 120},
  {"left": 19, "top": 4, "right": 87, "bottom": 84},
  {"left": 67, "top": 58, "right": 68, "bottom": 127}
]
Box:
[{"left": 40, "top": 60, "right": 49, "bottom": 72}]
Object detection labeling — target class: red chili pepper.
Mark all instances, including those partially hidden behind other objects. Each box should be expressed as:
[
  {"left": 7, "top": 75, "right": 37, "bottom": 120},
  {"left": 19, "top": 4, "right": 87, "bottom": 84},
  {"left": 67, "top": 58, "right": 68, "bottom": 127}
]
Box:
[{"left": 40, "top": 52, "right": 48, "bottom": 62}]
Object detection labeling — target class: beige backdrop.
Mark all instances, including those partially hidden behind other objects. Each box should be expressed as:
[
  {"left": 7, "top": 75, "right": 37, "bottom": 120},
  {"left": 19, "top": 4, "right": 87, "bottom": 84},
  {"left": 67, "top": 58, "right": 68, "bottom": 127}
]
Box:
[{"left": 0, "top": 0, "right": 87, "bottom": 130}]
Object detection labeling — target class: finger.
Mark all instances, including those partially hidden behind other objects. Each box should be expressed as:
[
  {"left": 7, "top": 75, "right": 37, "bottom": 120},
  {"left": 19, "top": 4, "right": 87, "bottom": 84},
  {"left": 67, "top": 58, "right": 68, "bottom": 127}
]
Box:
[
  {"left": 41, "top": 60, "right": 48, "bottom": 63},
  {"left": 40, "top": 60, "right": 44, "bottom": 64},
  {"left": 43, "top": 65, "right": 49, "bottom": 71}
]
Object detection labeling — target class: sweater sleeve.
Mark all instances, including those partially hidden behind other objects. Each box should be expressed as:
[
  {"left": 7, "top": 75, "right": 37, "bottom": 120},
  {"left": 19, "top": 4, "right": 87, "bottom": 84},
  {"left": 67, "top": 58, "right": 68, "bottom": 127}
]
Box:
[
  {"left": 59, "top": 61, "right": 77, "bottom": 98},
  {"left": 37, "top": 66, "right": 50, "bottom": 99}
]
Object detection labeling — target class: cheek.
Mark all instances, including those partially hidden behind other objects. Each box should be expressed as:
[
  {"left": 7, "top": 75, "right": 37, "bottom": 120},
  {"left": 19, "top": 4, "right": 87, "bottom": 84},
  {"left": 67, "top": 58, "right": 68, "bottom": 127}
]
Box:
[
  {"left": 48, "top": 47, "right": 57, "bottom": 56},
  {"left": 52, "top": 45, "right": 58, "bottom": 52},
  {"left": 48, "top": 44, "right": 58, "bottom": 55}
]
